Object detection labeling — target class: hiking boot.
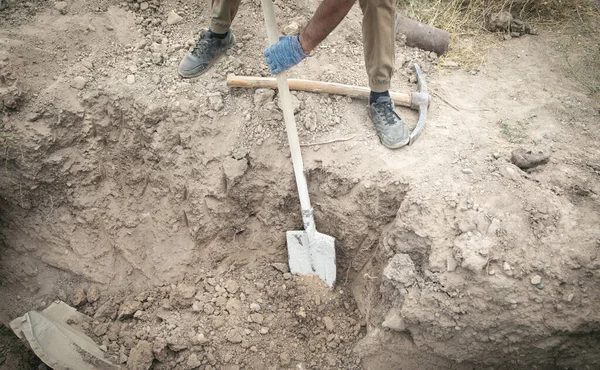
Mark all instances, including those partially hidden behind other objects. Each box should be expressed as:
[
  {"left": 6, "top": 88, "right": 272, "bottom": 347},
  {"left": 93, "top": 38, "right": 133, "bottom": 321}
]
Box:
[
  {"left": 367, "top": 96, "right": 410, "bottom": 149},
  {"left": 178, "top": 30, "right": 236, "bottom": 78}
]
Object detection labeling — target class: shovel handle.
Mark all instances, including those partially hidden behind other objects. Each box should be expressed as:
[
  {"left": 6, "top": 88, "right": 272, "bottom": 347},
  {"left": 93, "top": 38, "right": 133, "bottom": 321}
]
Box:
[{"left": 261, "top": 0, "right": 312, "bottom": 215}]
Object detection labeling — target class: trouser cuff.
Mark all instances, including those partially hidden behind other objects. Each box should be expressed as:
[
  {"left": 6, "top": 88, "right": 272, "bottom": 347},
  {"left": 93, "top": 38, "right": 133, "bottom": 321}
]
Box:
[
  {"left": 369, "top": 80, "right": 391, "bottom": 93},
  {"left": 210, "top": 20, "right": 230, "bottom": 34}
]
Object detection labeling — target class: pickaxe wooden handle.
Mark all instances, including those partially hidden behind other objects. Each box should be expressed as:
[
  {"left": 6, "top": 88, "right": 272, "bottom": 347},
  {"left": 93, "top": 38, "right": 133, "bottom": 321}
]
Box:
[
  {"left": 227, "top": 63, "right": 429, "bottom": 145},
  {"left": 227, "top": 75, "right": 413, "bottom": 108}
]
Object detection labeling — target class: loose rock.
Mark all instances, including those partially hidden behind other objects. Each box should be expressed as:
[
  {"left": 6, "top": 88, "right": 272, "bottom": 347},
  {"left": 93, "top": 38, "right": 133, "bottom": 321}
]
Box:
[
  {"left": 226, "top": 329, "right": 243, "bottom": 344},
  {"left": 271, "top": 263, "right": 289, "bottom": 273},
  {"left": 322, "top": 316, "right": 335, "bottom": 332},
  {"left": 127, "top": 341, "right": 153, "bottom": 370},
  {"left": 531, "top": 275, "right": 542, "bottom": 285},
  {"left": 71, "top": 286, "right": 87, "bottom": 306},
  {"left": 225, "top": 279, "right": 240, "bottom": 294},
  {"left": 118, "top": 300, "right": 142, "bottom": 320},
  {"left": 383, "top": 254, "right": 417, "bottom": 288},
  {"left": 166, "top": 11, "right": 184, "bottom": 25},
  {"left": 54, "top": 1, "right": 68, "bottom": 14},
  {"left": 511, "top": 147, "right": 551, "bottom": 169},
  {"left": 208, "top": 92, "right": 224, "bottom": 111},
  {"left": 187, "top": 353, "right": 202, "bottom": 368},
  {"left": 254, "top": 88, "right": 275, "bottom": 106},
  {"left": 87, "top": 286, "right": 101, "bottom": 303},
  {"left": 71, "top": 76, "right": 87, "bottom": 90}
]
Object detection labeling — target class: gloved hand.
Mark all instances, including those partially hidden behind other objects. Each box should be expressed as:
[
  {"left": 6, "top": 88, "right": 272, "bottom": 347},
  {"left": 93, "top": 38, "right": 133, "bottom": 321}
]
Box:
[{"left": 264, "top": 35, "right": 308, "bottom": 74}]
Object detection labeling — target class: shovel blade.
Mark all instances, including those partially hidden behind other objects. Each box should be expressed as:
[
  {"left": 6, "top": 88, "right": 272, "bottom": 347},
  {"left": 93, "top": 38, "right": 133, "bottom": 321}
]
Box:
[{"left": 287, "top": 230, "right": 336, "bottom": 288}]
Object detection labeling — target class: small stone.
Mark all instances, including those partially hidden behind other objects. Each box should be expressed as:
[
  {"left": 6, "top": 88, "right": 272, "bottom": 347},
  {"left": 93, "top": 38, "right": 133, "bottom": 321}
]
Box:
[
  {"left": 259, "top": 327, "right": 269, "bottom": 335},
  {"left": 283, "top": 21, "right": 300, "bottom": 35},
  {"left": 118, "top": 300, "right": 142, "bottom": 320},
  {"left": 383, "top": 254, "right": 417, "bottom": 288},
  {"left": 503, "top": 262, "right": 512, "bottom": 271},
  {"left": 208, "top": 92, "right": 224, "bottom": 111},
  {"left": 225, "top": 279, "right": 239, "bottom": 294},
  {"left": 271, "top": 263, "right": 289, "bottom": 273},
  {"left": 126, "top": 75, "right": 136, "bottom": 85},
  {"left": 566, "top": 294, "right": 574, "bottom": 302},
  {"left": 187, "top": 353, "right": 202, "bottom": 368},
  {"left": 213, "top": 316, "right": 225, "bottom": 329},
  {"left": 105, "top": 24, "right": 114, "bottom": 31},
  {"left": 215, "top": 296, "right": 227, "bottom": 307},
  {"left": 382, "top": 311, "right": 406, "bottom": 331},
  {"left": 172, "top": 285, "right": 196, "bottom": 308},
  {"left": 280, "top": 352, "right": 291, "bottom": 366},
  {"left": 493, "top": 152, "right": 501, "bottom": 159},
  {"left": 536, "top": 283, "right": 545, "bottom": 290},
  {"left": 250, "top": 303, "right": 261, "bottom": 312},
  {"left": 303, "top": 113, "right": 318, "bottom": 132},
  {"left": 226, "top": 329, "right": 243, "bottom": 344},
  {"left": 322, "top": 317, "right": 335, "bottom": 332},
  {"left": 447, "top": 256, "right": 458, "bottom": 272},
  {"left": 511, "top": 147, "right": 552, "bottom": 170},
  {"left": 226, "top": 298, "right": 242, "bottom": 312},
  {"left": 86, "top": 286, "right": 101, "bottom": 303},
  {"left": 196, "top": 333, "right": 208, "bottom": 344},
  {"left": 250, "top": 313, "right": 264, "bottom": 324},
  {"left": 254, "top": 88, "right": 275, "bottom": 106},
  {"left": 140, "top": 2, "right": 149, "bottom": 11},
  {"left": 531, "top": 275, "right": 542, "bottom": 285},
  {"left": 192, "top": 301, "right": 203, "bottom": 312},
  {"left": 223, "top": 157, "right": 248, "bottom": 191},
  {"left": 462, "top": 168, "right": 473, "bottom": 174},
  {"left": 127, "top": 341, "right": 153, "bottom": 370},
  {"left": 94, "top": 301, "right": 118, "bottom": 320},
  {"left": 166, "top": 11, "right": 184, "bottom": 25},
  {"left": 54, "top": 1, "right": 68, "bottom": 14},
  {"left": 71, "top": 286, "right": 87, "bottom": 307},
  {"left": 152, "top": 339, "right": 168, "bottom": 362},
  {"left": 296, "top": 307, "right": 306, "bottom": 318},
  {"left": 283, "top": 273, "right": 292, "bottom": 280},
  {"left": 71, "top": 76, "right": 87, "bottom": 90}
]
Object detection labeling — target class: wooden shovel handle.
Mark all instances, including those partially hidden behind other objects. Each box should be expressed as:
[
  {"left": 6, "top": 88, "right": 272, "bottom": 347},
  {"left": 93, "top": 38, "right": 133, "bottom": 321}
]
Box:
[{"left": 227, "top": 75, "right": 413, "bottom": 108}]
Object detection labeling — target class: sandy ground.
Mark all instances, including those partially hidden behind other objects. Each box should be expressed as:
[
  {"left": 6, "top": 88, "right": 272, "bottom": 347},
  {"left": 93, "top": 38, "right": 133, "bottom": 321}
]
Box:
[{"left": 1, "top": 0, "right": 599, "bottom": 369}]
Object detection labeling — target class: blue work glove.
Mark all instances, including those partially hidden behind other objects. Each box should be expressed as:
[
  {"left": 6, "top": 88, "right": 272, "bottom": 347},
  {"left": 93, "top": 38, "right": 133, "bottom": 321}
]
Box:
[{"left": 264, "top": 35, "right": 308, "bottom": 74}]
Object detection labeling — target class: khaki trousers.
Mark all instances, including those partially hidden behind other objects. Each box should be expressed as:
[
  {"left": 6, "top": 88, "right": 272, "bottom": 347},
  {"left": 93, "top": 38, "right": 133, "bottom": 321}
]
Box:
[{"left": 210, "top": 0, "right": 395, "bottom": 92}]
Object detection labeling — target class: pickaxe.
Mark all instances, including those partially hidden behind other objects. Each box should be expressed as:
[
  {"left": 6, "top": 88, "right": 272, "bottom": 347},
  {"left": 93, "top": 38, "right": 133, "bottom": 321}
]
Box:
[{"left": 227, "top": 63, "right": 430, "bottom": 145}]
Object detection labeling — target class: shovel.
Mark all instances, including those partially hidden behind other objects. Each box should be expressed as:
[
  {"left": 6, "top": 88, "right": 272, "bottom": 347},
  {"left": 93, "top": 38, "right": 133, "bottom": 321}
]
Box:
[{"left": 260, "top": 0, "right": 336, "bottom": 288}]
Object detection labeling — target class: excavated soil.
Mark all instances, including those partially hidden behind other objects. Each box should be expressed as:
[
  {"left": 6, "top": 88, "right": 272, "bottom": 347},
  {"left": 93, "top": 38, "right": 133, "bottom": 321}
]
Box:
[{"left": 1, "top": 1, "right": 600, "bottom": 369}]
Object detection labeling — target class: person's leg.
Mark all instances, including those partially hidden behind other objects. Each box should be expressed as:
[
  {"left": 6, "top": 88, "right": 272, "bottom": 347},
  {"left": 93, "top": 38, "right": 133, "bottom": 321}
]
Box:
[
  {"left": 360, "top": 0, "right": 409, "bottom": 149},
  {"left": 360, "top": 0, "right": 395, "bottom": 95},
  {"left": 178, "top": 0, "right": 240, "bottom": 78},
  {"left": 210, "top": 0, "right": 242, "bottom": 35}
]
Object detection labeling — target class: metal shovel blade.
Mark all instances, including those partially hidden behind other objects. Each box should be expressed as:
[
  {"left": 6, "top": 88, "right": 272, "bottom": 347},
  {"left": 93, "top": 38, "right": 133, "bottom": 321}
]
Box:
[{"left": 287, "top": 230, "right": 336, "bottom": 288}]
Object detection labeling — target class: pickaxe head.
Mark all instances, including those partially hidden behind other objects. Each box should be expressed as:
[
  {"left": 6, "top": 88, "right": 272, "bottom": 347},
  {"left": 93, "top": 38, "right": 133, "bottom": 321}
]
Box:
[{"left": 408, "top": 63, "right": 430, "bottom": 145}]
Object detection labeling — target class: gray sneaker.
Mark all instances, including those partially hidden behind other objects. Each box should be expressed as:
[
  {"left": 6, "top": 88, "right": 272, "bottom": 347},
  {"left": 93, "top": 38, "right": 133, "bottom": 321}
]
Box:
[
  {"left": 178, "top": 30, "right": 236, "bottom": 78},
  {"left": 367, "top": 96, "right": 410, "bottom": 149}
]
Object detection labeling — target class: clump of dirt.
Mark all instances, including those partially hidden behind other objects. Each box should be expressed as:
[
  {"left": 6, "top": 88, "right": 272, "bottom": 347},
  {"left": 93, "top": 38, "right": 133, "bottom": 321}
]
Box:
[{"left": 1, "top": 1, "right": 600, "bottom": 370}]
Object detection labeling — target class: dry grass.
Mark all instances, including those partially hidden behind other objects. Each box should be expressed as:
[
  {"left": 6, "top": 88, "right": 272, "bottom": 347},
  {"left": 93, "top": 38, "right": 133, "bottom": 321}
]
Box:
[
  {"left": 397, "top": 0, "right": 600, "bottom": 69},
  {"left": 397, "top": 0, "right": 600, "bottom": 95}
]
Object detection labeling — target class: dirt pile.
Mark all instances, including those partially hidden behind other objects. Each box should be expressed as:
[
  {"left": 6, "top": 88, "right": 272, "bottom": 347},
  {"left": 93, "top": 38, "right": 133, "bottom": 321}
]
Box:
[
  {"left": 1, "top": 1, "right": 600, "bottom": 369},
  {"left": 67, "top": 266, "right": 365, "bottom": 369}
]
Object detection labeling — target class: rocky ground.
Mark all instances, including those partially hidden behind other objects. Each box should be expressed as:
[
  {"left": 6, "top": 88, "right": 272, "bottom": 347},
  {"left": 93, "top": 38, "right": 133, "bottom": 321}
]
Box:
[{"left": 1, "top": 0, "right": 600, "bottom": 369}]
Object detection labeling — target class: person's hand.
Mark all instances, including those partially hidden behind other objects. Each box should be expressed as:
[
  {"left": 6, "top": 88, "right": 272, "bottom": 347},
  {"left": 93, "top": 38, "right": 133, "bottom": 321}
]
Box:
[{"left": 264, "top": 35, "right": 308, "bottom": 74}]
